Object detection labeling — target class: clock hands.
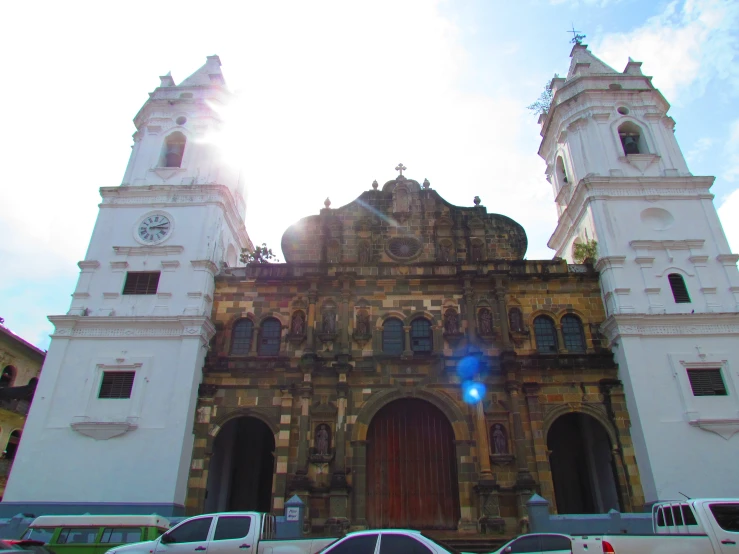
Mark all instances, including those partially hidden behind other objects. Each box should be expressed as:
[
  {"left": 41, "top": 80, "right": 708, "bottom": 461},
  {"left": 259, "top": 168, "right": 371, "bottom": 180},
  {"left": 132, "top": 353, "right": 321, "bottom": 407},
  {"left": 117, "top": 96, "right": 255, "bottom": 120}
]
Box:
[{"left": 148, "top": 224, "right": 170, "bottom": 230}]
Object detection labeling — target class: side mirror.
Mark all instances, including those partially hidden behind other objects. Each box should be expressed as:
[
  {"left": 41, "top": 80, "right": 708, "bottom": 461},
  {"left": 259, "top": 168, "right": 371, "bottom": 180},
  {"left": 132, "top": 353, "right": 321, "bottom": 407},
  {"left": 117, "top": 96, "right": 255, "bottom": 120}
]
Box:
[{"left": 161, "top": 533, "right": 174, "bottom": 544}]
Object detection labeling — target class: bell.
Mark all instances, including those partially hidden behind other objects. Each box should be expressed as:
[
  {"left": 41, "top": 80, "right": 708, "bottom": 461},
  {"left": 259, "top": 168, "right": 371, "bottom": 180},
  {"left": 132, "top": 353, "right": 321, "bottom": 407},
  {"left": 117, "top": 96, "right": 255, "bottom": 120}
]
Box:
[{"left": 622, "top": 135, "right": 640, "bottom": 155}]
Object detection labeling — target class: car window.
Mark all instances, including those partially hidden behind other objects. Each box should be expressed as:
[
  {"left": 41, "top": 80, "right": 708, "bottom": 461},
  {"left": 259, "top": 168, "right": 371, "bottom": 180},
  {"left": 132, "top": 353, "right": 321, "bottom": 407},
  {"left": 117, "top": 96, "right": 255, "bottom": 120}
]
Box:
[
  {"left": 508, "top": 535, "right": 541, "bottom": 553},
  {"left": 214, "top": 516, "right": 251, "bottom": 541},
  {"left": 166, "top": 518, "right": 213, "bottom": 543},
  {"left": 540, "top": 534, "right": 571, "bottom": 552},
  {"left": 58, "top": 528, "right": 99, "bottom": 544},
  {"left": 710, "top": 504, "right": 739, "bottom": 532},
  {"left": 379, "top": 534, "right": 432, "bottom": 554},
  {"left": 682, "top": 505, "right": 698, "bottom": 526},
  {"left": 21, "top": 529, "right": 54, "bottom": 543},
  {"left": 101, "top": 528, "right": 143, "bottom": 543},
  {"left": 325, "top": 535, "right": 379, "bottom": 554}
]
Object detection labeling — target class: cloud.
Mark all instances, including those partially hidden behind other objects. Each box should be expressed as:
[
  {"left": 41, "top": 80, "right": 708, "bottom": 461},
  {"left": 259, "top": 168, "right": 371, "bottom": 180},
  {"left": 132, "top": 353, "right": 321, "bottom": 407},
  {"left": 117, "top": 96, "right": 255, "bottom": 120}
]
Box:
[
  {"left": 722, "top": 119, "right": 739, "bottom": 183},
  {"left": 593, "top": 0, "right": 739, "bottom": 103},
  {"left": 686, "top": 137, "right": 715, "bottom": 165}
]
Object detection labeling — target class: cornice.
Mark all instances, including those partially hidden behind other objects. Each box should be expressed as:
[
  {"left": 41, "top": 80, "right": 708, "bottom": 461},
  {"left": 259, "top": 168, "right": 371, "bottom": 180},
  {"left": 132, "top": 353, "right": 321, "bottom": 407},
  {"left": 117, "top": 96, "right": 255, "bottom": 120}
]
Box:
[
  {"left": 114, "top": 245, "right": 184, "bottom": 256},
  {"left": 48, "top": 315, "right": 216, "bottom": 343},
  {"left": 549, "top": 176, "right": 716, "bottom": 251},
  {"left": 600, "top": 312, "right": 739, "bottom": 342}
]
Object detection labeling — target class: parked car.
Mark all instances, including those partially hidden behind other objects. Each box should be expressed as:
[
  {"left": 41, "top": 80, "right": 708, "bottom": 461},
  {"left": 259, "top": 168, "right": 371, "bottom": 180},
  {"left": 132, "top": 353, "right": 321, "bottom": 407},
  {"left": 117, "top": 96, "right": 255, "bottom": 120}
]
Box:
[
  {"left": 105, "top": 512, "right": 335, "bottom": 554},
  {"left": 314, "top": 529, "right": 468, "bottom": 554},
  {"left": 20, "top": 515, "right": 170, "bottom": 554},
  {"left": 0, "top": 539, "right": 56, "bottom": 554},
  {"left": 490, "top": 533, "right": 573, "bottom": 554}
]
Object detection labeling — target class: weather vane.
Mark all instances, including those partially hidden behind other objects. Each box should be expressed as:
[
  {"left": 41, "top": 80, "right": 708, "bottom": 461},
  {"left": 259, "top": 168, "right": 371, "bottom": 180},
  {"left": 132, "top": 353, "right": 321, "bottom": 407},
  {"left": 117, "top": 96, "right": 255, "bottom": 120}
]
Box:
[{"left": 568, "top": 24, "right": 586, "bottom": 45}]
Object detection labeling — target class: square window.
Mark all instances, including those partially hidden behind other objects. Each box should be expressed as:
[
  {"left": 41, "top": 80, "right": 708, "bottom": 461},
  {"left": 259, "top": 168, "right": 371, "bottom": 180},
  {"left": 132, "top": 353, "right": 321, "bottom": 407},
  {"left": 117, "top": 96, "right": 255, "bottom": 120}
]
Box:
[
  {"left": 122, "top": 272, "right": 160, "bottom": 295},
  {"left": 99, "top": 371, "right": 135, "bottom": 399},
  {"left": 687, "top": 368, "right": 727, "bottom": 396}
]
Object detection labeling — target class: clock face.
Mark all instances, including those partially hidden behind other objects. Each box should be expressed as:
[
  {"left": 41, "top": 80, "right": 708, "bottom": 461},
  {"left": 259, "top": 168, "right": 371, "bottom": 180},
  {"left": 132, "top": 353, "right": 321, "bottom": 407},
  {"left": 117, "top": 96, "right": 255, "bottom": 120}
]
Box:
[{"left": 138, "top": 214, "right": 171, "bottom": 243}]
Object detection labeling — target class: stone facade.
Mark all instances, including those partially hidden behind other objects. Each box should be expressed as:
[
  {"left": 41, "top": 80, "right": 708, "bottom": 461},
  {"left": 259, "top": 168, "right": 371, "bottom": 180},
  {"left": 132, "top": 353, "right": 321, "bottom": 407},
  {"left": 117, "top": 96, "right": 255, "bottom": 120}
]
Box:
[{"left": 187, "top": 175, "right": 644, "bottom": 534}]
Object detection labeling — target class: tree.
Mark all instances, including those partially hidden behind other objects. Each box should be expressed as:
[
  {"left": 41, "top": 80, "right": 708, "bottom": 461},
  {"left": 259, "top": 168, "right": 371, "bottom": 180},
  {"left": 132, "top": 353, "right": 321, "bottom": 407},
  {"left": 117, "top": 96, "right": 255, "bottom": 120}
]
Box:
[
  {"left": 240, "top": 243, "right": 280, "bottom": 265},
  {"left": 527, "top": 78, "right": 557, "bottom": 116},
  {"left": 573, "top": 240, "right": 598, "bottom": 264}
]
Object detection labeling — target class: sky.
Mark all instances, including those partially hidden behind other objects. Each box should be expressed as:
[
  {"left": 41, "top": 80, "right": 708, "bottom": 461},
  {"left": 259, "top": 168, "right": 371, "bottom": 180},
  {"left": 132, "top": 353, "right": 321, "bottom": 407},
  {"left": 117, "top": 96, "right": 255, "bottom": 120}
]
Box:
[{"left": 1, "top": 0, "right": 738, "bottom": 349}]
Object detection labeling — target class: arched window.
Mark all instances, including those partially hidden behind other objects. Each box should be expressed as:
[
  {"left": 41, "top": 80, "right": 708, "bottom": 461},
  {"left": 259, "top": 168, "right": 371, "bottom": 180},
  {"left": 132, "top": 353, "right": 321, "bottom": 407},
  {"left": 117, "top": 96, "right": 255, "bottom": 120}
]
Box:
[
  {"left": 668, "top": 273, "right": 691, "bottom": 303},
  {"left": 556, "top": 156, "right": 569, "bottom": 187},
  {"left": 162, "top": 132, "right": 186, "bottom": 168},
  {"left": 231, "top": 319, "right": 254, "bottom": 355},
  {"left": 258, "top": 318, "right": 282, "bottom": 356},
  {"left": 618, "top": 122, "right": 646, "bottom": 155},
  {"left": 561, "top": 315, "right": 586, "bottom": 352},
  {"left": 382, "top": 318, "right": 404, "bottom": 355},
  {"left": 534, "top": 316, "right": 558, "bottom": 354},
  {"left": 5, "top": 430, "right": 21, "bottom": 460},
  {"left": 0, "top": 366, "right": 14, "bottom": 388},
  {"left": 410, "top": 318, "right": 432, "bottom": 354}
]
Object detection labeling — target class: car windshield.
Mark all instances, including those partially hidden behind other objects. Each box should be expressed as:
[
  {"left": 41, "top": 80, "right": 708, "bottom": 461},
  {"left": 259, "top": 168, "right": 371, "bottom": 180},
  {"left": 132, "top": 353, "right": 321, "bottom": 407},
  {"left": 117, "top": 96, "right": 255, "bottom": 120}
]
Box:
[
  {"left": 20, "top": 530, "right": 53, "bottom": 544},
  {"left": 420, "top": 534, "right": 462, "bottom": 554}
]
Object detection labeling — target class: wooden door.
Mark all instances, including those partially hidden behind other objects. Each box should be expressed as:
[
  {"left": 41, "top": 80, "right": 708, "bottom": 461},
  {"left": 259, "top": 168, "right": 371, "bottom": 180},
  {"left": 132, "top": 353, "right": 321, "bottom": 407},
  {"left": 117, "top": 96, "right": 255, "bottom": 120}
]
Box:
[{"left": 366, "top": 398, "right": 460, "bottom": 529}]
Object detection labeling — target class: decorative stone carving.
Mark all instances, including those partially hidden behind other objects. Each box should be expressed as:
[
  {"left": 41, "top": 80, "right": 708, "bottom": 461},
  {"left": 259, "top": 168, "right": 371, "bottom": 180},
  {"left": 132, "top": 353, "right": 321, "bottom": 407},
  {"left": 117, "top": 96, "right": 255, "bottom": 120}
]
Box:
[
  {"left": 478, "top": 308, "right": 493, "bottom": 337},
  {"left": 438, "top": 241, "right": 455, "bottom": 262},
  {"left": 358, "top": 241, "right": 371, "bottom": 264},
  {"left": 70, "top": 419, "right": 138, "bottom": 440},
  {"left": 288, "top": 310, "right": 307, "bottom": 344},
  {"left": 309, "top": 423, "right": 334, "bottom": 462}
]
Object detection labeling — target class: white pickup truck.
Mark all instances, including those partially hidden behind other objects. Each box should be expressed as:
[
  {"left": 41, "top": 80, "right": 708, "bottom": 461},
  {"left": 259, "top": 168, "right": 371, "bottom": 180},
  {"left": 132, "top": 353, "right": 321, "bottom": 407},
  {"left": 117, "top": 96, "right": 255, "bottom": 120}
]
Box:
[
  {"left": 571, "top": 498, "right": 739, "bottom": 554},
  {"left": 494, "top": 499, "right": 739, "bottom": 554},
  {"left": 104, "top": 512, "right": 336, "bottom": 554}
]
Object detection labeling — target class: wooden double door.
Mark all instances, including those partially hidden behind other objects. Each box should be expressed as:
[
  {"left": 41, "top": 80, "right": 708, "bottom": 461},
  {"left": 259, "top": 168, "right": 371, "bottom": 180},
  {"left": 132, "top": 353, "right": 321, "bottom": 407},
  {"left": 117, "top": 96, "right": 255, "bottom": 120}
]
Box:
[{"left": 366, "top": 398, "right": 460, "bottom": 529}]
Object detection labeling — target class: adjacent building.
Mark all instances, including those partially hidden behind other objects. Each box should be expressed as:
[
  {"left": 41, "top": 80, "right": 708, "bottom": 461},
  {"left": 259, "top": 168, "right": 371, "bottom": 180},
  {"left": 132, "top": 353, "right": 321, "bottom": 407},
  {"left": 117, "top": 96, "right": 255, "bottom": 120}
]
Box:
[{"left": 0, "top": 323, "right": 45, "bottom": 499}]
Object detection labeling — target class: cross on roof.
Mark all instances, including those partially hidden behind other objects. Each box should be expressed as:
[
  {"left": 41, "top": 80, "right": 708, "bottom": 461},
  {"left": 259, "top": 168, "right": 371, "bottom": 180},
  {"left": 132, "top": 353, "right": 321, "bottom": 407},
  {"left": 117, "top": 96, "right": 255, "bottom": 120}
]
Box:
[
  {"left": 568, "top": 24, "right": 586, "bottom": 45},
  {"left": 395, "top": 163, "right": 407, "bottom": 176}
]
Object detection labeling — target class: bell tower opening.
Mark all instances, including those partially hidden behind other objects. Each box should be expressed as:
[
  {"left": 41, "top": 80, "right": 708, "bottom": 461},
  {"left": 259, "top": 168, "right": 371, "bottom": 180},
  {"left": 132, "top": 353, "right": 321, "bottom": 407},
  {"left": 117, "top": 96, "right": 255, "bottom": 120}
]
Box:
[
  {"left": 617, "top": 122, "right": 645, "bottom": 155},
  {"left": 161, "top": 131, "right": 187, "bottom": 168}
]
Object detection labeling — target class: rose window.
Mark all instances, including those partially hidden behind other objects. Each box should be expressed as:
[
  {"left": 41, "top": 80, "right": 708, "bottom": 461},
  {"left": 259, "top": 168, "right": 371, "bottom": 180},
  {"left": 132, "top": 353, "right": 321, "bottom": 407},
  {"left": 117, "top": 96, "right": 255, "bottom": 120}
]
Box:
[{"left": 387, "top": 237, "right": 421, "bottom": 260}]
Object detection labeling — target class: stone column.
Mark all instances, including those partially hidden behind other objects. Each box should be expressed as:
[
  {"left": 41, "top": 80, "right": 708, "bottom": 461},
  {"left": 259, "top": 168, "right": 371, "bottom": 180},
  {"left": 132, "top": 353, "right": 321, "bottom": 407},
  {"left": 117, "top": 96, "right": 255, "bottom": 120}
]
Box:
[
  {"left": 339, "top": 279, "right": 351, "bottom": 355},
  {"left": 328, "top": 380, "right": 350, "bottom": 533},
  {"left": 522, "top": 383, "right": 550, "bottom": 501},
  {"left": 351, "top": 440, "right": 368, "bottom": 528},
  {"left": 295, "top": 381, "right": 312, "bottom": 475},
  {"left": 272, "top": 386, "right": 294, "bottom": 515},
  {"left": 473, "top": 396, "right": 505, "bottom": 534},
  {"left": 494, "top": 277, "right": 511, "bottom": 349},
  {"left": 402, "top": 325, "right": 413, "bottom": 358},
  {"left": 463, "top": 277, "right": 478, "bottom": 351},
  {"left": 250, "top": 327, "right": 260, "bottom": 355},
  {"left": 555, "top": 324, "right": 566, "bottom": 353},
  {"left": 306, "top": 282, "right": 318, "bottom": 353},
  {"left": 474, "top": 402, "right": 494, "bottom": 482}
]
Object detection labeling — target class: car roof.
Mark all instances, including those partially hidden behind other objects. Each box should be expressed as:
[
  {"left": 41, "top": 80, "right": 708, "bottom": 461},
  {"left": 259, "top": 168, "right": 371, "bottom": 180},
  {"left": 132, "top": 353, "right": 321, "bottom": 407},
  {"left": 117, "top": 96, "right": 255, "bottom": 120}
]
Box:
[{"left": 29, "top": 515, "right": 170, "bottom": 529}]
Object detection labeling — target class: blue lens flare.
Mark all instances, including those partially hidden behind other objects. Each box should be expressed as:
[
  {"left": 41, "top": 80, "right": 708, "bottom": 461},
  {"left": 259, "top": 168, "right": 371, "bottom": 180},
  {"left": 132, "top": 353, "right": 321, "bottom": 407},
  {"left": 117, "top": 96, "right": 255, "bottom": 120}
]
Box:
[
  {"left": 462, "top": 381, "right": 486, "bottom": 404},
  {"left": 457, "top": 355, "right": 479, "bottom": 380}
]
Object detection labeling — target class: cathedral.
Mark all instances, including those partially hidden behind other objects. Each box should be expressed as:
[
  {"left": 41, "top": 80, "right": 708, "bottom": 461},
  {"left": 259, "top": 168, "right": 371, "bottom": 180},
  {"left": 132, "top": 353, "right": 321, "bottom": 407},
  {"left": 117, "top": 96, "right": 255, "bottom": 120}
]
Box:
[{"left": 2, "top": 45, "right": 738, "bottom": 537}]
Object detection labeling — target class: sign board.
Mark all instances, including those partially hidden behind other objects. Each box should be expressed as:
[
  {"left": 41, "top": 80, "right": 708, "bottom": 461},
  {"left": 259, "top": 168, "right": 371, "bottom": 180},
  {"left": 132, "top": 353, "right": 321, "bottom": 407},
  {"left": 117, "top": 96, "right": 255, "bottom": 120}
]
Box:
[{"left": 286, "top": 507, "right": 300, "bottom": 522}]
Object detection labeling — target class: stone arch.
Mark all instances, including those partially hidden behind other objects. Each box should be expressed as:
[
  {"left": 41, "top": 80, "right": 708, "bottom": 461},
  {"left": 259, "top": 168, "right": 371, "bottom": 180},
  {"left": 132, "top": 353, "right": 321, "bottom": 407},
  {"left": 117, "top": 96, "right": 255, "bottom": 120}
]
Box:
[
  {"left": 375, "top": 311, "right": 406, "bottom": 329},
  {"left": 255, "top": 312, "right": 287, "bottom": 327},
  {"left": 542, "top": 403, "right": 616, "bottom": 447},
  {"left": 208, "top": 407, "right": 280, "bottom": 445},
  {"left": 611, "top": 117, "right": 654, "bottom": 156},
  {"left": 351, "top": 387, "right": 470, "bottom": 442},
  {"left": 404, "top": 310, "right": 438, "bottom": 327},
  {"left": 555, "top": 307, "right": 588, "bottom": 322}
]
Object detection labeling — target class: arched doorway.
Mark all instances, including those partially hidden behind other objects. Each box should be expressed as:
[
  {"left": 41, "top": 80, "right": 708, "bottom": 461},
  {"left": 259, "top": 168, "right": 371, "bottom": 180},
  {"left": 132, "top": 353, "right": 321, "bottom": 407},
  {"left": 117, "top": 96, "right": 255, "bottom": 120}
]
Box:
[
  {"left": 367, "top": 398, "right": 460, "bottom": 529},
  {"left": 204, "top": 417, "right": 275, "bottom": 513},
  {"left": 547, "top": 412, "right": 621, "bottom": 514}
]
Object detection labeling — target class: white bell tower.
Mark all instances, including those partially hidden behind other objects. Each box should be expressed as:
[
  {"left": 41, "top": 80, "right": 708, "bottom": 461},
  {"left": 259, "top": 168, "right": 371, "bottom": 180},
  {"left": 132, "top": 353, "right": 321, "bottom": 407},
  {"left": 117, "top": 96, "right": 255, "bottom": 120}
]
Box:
[
  {"left": 1, "top": 56, "right": 251, "bottom": 516},
  {"left": 540, "top": 44, "right": 739, "bottom": 503}
]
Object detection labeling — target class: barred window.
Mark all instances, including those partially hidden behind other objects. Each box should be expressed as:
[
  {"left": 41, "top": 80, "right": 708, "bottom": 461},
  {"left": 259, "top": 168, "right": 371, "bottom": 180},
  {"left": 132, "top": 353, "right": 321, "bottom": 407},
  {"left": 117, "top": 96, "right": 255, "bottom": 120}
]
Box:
[
  {"left": 231, "top": 319, "right": 254, "bottom": 355},
  {"left": 410, "top": 318, "right": 432, "bottom": 354},
  {"left": 383, "top": 318, "right": 404, "bottom": 355},
  {"left": 99, "top": 371, "right": 135, "bottom": 399},
  {"left": 561, "top": 315, "right": 586, "bottom": 352},
  {"left": 687, "top": 368, "right": 727, "bottom": 396},
  {"left": 668, "top": 273, "right": 691, "bottom": 303},
  {"left": 258, "top": 318, "right": 281, "bottom": 356},
  {"left": 122, "top": 272, "right": 160, "bottom": 295},
  {"left": 534, "top": 316, "right": 558, "bottom": 354}
]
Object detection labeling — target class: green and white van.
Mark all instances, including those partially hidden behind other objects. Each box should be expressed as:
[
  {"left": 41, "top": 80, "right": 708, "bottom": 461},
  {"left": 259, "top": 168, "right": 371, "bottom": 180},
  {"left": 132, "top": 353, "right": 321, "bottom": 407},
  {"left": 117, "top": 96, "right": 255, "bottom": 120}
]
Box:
[{"left": 20, "top": 516, "right": 170, "bottom": 554}]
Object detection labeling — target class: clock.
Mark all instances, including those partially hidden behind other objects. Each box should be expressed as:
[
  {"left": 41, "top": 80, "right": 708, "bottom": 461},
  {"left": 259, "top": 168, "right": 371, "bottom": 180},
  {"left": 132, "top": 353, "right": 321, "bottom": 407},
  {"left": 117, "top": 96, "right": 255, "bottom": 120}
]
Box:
[{"left": 137, "top": 214, "right": 172, "bottom": 243}]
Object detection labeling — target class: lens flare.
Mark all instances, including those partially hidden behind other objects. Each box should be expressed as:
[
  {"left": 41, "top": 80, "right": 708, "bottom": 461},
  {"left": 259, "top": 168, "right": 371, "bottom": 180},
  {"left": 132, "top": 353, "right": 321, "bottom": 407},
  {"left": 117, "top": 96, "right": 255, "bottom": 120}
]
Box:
[
  {"left": 457, "top": 355, "right": 479, "bottom": 380},
  {"left": 462, "top": 381, "right": 486, "bottom": 404}
]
